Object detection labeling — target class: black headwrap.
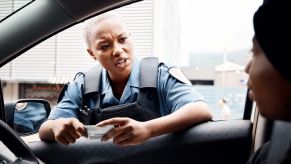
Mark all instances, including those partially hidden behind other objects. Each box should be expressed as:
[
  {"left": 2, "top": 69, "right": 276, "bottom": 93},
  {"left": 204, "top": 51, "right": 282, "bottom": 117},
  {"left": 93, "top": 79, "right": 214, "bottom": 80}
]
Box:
[{"left": 253, "top": 0, "right": 291, "bottom": 83}]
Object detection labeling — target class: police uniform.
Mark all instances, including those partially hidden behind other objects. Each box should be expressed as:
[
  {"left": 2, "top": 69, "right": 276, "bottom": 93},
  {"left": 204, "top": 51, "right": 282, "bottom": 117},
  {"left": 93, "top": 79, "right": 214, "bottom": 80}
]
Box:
[{"left": 48, "top": 57, "right": 204, "bottom": 122}]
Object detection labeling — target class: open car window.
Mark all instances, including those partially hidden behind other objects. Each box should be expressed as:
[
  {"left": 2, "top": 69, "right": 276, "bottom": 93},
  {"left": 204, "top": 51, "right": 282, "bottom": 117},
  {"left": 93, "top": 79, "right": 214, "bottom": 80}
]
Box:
[
  {"left": 0, "top": 0, "right": 33, "bottom": 22},
  {"left": 1, "top": 0, "right": 275, "bottom": 164},
  {"left": 1, "top": 0, "right": 262, "bottom": 121}
]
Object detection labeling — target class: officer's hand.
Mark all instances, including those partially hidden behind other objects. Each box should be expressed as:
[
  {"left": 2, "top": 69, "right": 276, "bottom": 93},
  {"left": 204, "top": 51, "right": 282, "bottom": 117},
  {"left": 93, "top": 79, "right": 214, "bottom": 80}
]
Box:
[
  {"left": 97, "top": 117, "right": 151, "bottom": 146},
  {"left": 51, "top": 118, "right": 86, "bottom": 145}
]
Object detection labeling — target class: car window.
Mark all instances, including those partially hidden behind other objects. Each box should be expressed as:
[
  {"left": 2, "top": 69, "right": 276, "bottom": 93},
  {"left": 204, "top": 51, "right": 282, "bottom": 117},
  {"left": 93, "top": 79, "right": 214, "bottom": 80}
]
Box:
[
  {"left": 0, "top": 0, "right": 33, "bottom": 22},
  {"left": 0, "top": 0, "right": 262, "bottom": 121}
]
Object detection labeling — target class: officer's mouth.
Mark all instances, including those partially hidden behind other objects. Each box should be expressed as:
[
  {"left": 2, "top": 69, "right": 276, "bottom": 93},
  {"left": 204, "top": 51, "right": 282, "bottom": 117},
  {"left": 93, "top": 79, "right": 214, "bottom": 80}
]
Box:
[{"left": 115, "top": 57, "right": 129, "bottom": 67}]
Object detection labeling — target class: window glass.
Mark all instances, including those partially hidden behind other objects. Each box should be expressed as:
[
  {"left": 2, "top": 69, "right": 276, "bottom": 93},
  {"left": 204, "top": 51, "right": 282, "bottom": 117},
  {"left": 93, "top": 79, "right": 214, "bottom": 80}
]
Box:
[{"left": 0, "top": 0, "right": 32, "bottom": 21}]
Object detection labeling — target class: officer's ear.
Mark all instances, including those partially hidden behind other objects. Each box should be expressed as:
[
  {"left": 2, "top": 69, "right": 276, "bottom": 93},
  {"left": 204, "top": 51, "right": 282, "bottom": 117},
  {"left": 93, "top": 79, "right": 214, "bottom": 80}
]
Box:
[{"left": 87, "top": 48, "right": 97, "bottom": 61}]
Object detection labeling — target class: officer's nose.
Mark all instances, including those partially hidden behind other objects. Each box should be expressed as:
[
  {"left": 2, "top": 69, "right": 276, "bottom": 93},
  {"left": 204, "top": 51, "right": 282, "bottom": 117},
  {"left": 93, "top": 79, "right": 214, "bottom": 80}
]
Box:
[{"left": 112, "top": 44, "right": 123, "bottom": 56}]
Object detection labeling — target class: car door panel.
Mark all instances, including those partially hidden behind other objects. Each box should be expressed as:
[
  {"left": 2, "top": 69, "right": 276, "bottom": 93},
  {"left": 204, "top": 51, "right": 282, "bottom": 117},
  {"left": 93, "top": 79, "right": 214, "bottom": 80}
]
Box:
[{"left": 29, "top": 120, "right": 252, "bottom": 164}]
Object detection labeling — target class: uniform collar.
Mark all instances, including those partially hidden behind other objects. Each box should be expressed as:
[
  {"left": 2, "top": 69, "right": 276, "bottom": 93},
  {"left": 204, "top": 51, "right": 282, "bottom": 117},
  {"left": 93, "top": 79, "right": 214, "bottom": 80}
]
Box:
[{"left": 128, "top": 58, "right": 140, "bottom": 88}]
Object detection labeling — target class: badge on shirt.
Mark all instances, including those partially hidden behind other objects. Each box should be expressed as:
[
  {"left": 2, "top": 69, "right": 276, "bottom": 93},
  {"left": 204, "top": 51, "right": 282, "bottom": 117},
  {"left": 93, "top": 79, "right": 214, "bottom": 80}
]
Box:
[{"left": 168, "top": 67, "right": 192, "bottom": 85}]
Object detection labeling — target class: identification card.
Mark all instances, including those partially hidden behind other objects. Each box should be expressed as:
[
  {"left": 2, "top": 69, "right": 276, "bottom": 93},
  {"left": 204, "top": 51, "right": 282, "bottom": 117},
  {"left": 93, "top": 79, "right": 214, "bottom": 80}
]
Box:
[{"left": 84, "top": 125, "right": 114, "bottom": 140}]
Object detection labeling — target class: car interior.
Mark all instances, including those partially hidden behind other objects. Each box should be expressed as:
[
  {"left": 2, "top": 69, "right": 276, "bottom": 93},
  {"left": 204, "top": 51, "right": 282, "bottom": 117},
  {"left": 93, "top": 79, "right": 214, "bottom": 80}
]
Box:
[{"left": 0, "top": 0, "right": 282, "bottom": 164}]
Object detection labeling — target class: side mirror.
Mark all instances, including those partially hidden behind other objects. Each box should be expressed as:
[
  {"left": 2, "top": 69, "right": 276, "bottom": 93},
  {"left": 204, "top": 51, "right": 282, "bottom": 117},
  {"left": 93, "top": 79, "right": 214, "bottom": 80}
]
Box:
[{"left": 4, "top": 99, "right": 50, "bottom": 135}]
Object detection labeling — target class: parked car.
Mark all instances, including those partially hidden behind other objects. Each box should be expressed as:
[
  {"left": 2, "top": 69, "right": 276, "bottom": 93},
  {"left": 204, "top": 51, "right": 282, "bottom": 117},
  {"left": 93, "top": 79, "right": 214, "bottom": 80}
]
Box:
[{"left": 0, "top": 0, "right": 276, "bottom": 164}]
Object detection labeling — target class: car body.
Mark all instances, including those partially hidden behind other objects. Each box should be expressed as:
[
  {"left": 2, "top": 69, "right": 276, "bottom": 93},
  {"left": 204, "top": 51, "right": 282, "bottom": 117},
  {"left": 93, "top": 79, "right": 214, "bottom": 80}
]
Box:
[{"left": 0, "top": 0, "right": 277, "bottom": 164}]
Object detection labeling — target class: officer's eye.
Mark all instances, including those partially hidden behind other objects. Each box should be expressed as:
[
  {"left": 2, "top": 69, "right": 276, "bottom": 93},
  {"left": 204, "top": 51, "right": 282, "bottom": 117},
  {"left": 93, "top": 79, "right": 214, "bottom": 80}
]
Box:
[
  {"left": 119, "top": 36, "right": 127, "bottom": 43},
  {"left": 100, "top": 44, "right": 110, "bottom": 51}
]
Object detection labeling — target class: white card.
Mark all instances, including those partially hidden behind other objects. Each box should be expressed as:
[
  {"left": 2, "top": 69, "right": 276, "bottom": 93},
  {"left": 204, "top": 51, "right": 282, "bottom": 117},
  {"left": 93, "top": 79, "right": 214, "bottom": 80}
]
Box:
[{"left": 84, "top": 125, "right": 114, "bottom": 140}]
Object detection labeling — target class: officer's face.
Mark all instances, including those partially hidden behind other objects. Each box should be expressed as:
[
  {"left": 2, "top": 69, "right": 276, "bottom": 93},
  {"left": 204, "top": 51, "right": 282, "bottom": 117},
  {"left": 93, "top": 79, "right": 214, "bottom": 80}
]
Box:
[
  {"left": 87, "top": 17, "right": 134, "bottom": 79},
  {"left": 245, "top": 37, "right": 291, "bottom": 121}
]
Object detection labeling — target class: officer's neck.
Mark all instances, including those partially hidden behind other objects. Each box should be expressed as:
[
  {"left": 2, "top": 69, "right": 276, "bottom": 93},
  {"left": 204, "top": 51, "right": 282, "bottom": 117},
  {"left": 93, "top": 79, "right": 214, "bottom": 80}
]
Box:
[{"left": 108, "top": 73, "right": 130, "bottom": 100}]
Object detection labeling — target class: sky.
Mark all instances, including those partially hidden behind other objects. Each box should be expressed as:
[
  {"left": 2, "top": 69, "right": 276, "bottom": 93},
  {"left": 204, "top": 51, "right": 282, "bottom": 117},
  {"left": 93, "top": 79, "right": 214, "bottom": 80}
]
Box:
[{"left": 179, "top": 0, "right": 263, "bottom": 54}]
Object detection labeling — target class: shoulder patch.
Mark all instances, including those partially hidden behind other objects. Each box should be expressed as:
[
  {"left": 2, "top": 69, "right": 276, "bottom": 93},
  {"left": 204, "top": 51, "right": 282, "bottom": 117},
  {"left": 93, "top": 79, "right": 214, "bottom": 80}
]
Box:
[{"left": 168, "top": 67, "right": 192, "bottom": 85}]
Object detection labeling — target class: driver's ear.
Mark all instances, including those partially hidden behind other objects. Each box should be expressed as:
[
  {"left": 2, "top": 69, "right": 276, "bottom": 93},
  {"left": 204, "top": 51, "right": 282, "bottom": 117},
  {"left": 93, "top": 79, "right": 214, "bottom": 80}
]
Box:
[{"left": 87, "top": 48, "right": 97, "bottom": 61}]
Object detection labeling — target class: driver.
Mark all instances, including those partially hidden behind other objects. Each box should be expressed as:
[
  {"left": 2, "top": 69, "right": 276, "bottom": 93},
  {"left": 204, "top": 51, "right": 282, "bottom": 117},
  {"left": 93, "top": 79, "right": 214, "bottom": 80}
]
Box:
[{"left": 246, "top": 0, "right": 291, "bottom": 163}]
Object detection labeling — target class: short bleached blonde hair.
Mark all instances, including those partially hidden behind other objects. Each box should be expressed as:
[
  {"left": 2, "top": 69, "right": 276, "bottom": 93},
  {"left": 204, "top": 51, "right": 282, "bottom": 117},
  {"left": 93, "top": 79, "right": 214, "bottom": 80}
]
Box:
[{"left": 83, "top": 11, "right": 127, "bottom": 48}]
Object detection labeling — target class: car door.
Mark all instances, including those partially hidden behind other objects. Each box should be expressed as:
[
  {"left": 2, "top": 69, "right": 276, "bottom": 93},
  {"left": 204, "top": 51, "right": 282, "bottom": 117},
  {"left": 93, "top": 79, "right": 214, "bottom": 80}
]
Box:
[{"left": 0, "top": 0, "right": 264, "bottom": 164}]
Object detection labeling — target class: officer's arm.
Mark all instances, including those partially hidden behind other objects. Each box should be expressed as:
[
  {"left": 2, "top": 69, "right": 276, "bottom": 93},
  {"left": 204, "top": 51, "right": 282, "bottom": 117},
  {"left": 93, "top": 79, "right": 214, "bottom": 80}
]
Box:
[
  {"left": 151, "top": 65, "right": 212, "bottom": 137},
  {"left": 39, "top": 119, "right": 60, "bottom": 141},
  {"left": 145, "top": 101, "right": 212, "bottom": 138},
  {"left": 39, "top": 78, "right": 84, "bottom": 142}
]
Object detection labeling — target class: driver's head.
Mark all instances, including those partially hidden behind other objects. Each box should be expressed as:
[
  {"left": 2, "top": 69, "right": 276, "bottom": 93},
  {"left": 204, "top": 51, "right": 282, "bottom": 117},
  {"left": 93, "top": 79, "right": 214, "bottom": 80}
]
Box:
[{"left": 245, "top": 0, "right": 291, "bottom": 121}]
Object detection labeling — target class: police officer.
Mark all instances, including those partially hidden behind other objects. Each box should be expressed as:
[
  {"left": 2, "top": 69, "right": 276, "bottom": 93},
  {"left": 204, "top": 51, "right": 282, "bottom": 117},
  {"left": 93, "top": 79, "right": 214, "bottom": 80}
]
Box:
[{"left": 39, "top": 12, "right": 212, "bottom": 146}]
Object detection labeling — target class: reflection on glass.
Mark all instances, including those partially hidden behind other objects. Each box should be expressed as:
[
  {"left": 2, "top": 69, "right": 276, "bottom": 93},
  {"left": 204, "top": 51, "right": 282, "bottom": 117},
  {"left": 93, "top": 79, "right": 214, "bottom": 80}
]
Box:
[{"left": 14, "top": 102, "right": 47, "bottom": 134}]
